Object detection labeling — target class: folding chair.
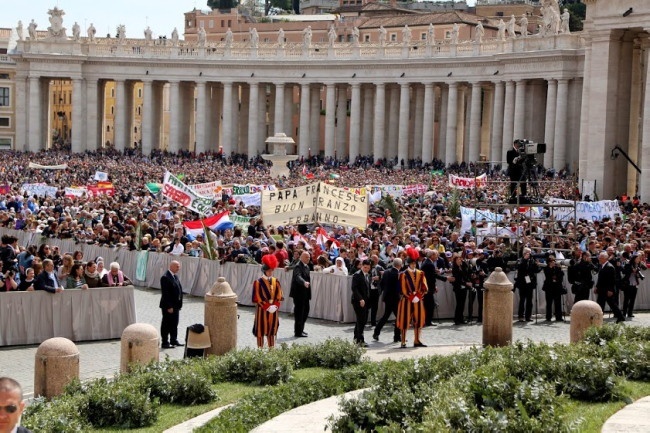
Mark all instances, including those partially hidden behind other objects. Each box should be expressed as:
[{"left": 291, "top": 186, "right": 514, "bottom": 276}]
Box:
[{"left": 184, "top": 324, "right": 212, "bottom": 358}]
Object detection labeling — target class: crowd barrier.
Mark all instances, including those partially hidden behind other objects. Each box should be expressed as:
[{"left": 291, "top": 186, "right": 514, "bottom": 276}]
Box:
[
  {"left": 0, "top": 286, "right": 136, "bottom": 346},
  {"left": 2, "top": 228, "right": 648, "bottom": 323}
]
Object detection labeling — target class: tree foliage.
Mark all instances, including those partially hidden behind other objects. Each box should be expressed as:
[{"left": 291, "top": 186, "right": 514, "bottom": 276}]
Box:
[
  {"left": 207, "top": 0, "right": 237, "bottom": 10},
  {"left": 561, "top": 0, "right": 586, "bottom": 32}
]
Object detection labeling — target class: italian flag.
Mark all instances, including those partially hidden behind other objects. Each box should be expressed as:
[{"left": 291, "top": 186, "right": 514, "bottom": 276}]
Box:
[{"left": 182, "top": 211, "right": 232, "bottom": 237}]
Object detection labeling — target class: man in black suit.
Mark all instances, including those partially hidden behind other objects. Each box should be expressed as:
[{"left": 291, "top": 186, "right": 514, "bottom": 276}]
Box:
[
  {"left": 506, "top": 139, "right": 526, "bottom": 199},
  {"left": 594, "top": 252, "right": 625, "bottom": 323},
  {"left": 351, "top": 259, "right": 371, "bottom": 347},
  {"left": 160, "top": 260, "right": 184, "bottom": 348},
  {"left": 34, "top": 259, "right": 63, "bottom": 293},
  {"left": 373, "top": 257, "right": 402, "bottom": 342},
  {"left": 420, "top": 250, "right": 452, "bottom": 326},
  {"left": 0, "top": 376, "right": 33, "bottom": 433},
  {"left": 290, "top": 251, "right": 312, "bottom": 337}
]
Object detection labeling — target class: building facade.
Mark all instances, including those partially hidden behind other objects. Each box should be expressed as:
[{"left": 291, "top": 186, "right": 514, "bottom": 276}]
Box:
[{"left": 4, "top": 0, "right": 650, "bottom": 201}]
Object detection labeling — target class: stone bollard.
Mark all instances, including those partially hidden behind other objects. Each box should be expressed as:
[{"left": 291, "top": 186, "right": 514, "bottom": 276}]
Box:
[
  {"left": 205, "top": 277, "right": 238, "bottom": 356},
  {"left": 482, "top": 267, "right": 514, "bottom": 347},
  {"left": 34, "top": 337, "right": 79, "bottom": 399},
  {"left": 120, "top": 323, "right": 159, "bottom": 373},
  {"left": 570, "top": 300, "right": 603, "bottom": 343}
]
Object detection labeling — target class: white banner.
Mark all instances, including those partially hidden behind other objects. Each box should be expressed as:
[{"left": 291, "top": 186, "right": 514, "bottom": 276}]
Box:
[
  {"left": 64, "top": 187, "right": 87, "bottom": 198},
  {"left": 162, "top": 172, "right": 213, "bottom": 216},
  {"left": 188, "top": 180, "right": 222, "bottom": 199},
  {"left": 449, "top": 173, "right": 487, "bottom": 189},
  {"left": 546, "top": 198, "right": 620, "bottom": 222},
  {"left": 460, "top": 206, "right": 504, "bottom": 234},
  {"left": 233, "top": 193, "right": 261, "bottom": 207},
  {"left": 94, "top": 171, "right": 109, "bottom": 181},
  {"left": 27, "top": 162, "right": 68, "bottom": 170},
  {"left": 21, "top": 183, "right": 58, "bottom": 198},
  {"left": 262, "top": 182, "right": 368, "bottom": 228}
]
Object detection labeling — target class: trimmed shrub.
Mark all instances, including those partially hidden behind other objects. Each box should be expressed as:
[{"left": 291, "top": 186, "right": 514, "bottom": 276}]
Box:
[
  {"left": 206, "top": 347, "right": 294, "bottom": 385},
  {"left": 280, "top": 338, "right": 365, "bottom": 369},
  {"left": 22, "top": 394, "right": 89, "bottom": 433}
]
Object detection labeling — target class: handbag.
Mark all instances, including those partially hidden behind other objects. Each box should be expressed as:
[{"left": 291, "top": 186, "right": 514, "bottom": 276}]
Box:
[{"left": 570, "top": 282, "right": 581, "bottom": 294}]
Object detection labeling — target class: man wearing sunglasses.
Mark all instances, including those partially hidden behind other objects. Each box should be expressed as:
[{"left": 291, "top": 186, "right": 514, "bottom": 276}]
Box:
[{"left": 0, "top": 377, "right": 32, "bottom": 433}]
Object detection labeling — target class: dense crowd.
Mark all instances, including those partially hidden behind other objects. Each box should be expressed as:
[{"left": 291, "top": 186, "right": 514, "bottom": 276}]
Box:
[{"left": 0, "top": 149, "right": 648, "bottom": 320}]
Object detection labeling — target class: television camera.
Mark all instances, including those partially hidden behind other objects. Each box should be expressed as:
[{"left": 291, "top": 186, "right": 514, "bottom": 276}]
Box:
[{"left": 516, "top": 139, "right": 546, "bottom": 157}]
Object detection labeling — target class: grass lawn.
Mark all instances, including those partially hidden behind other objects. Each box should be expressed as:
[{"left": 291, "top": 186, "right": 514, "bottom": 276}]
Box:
[
  {"left": 90, "top": 367, "right": 334, "bottom": 433},
  {"left": 564, "top": 380, "right": 650, "bottom": 433}
]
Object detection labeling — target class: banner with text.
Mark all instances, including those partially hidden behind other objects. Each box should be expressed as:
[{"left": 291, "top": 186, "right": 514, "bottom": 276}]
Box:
[
  {"left": 163, "top": 172, "right": 213, "bottom": 216},
  {"left": 547, "top": 198, "right": 620, "bottom": 222},
  {"left": 233, "top": 193, "right": 261, "bottom": 207},
  {"left": 188, "top": 181, "right": 222, "bottom": 199},
  {"left": 449, "top": 173, "right": 487, "bottom": 189},
  {"left": 262, "top": 182, "right": 368, "bottom": 228},
  {"left": 21, "top": 183, "right": 58, "bottom": 198},
  {"left": 460, "top": 206, "right": 504, "bottom": 235},
  {"left": 231, "top": 214, "right": 252, "bottom": 229}
]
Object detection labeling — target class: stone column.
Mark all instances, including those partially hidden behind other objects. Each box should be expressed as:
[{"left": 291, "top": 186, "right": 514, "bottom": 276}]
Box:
[
  {"left": 70, "top": 78, "right": 84, "bottom": 153},
  {"left": 167, "top": 80, "right": 180, "bottom": 153},
  {"left": 310, "top": 84, "right": 320, "bottom": 154},
  {"left": 113, "top": 79, "right": 127, "bottom": 151},
  {"left": 553, "top": 78, "right": 569, "bottom": 169},
  {"left": 578, "top": 41, "right": 592, "bottom": 182},
  {"left": 257, "top": 85, "right": 266, "bottom": 154},
  {"left": 543, "top": 79, "right": 558, "bottom": 167},
  {"left": 298, "top": 83, "right": 310, "bottom": 157},
  {"left": 627, "top": 40, "right": 643, "bottom": 194},
  {"left": 195, "top": 81, "right": 208, "bottom": 154},
  {"left": 438, "top": 85, "right": 448, "bottom": 161},
  {"left": 397, "top": 82, "right": 410, "bottom": 167},
  {"left": 120, "top": 323, "right": 159, "bottom": 373},
  {"left": 445, "top": 82, "right": 458, "bottom": 164},
  {"left": 34, "top": 337, "right": 79, "bottom": 399},
  {"left": 210, "top": 84, "right": 221, "bottom": 151},
  {"left": 361, "top": 85, "right": 374, "bottom": 156},
  {"left": 85, "top": 78, "right": 101, "bottom": 152},
  {"left": 502, "top": 81, "right": 515, "bottom": 161},
  {"left": 458, "top": 85, "right": 468, "bottom": 162},
  {"left": 373, "top": 83, "right": 386, "bottom": 159},
  {"left": 640, "top": 40, "right": 650, "bottom": 201},
  {"left": 335, "top": 85, "right": 348, "bottom": 158},
  {"left": 570, "top": 300, "right": 603, "bottom": 343},
  {"left": 27, "top": 77, "right": 43, "bottom": 152},
  {"left": 349, "top": 83, "right": 361, "bottom": 159},
  {"left": 482, "top": 268, "right": 513, "bottom": 347},
  {"left": 388, "top": 85, "right": 400, "bottom": 158},
  {"left": 141, "top": 80, "right": 154, "bottom": 155},
  {"left": 205, "top": 277, "right": 238, "bottom": 356},
  {"left": 422, "top": 82, "right": 435, "bottom": 163},
  {"left": 248, "top": 82, "right": 259, "bottom": 158},
  {"left": 180, "top": 82, "right": 193, "bottom": 151},
  {"left": 232, "top": 84, "right": 242, "bottom": 153},
  {"left": 490, "top": 81, "right": 505, "bottom": 165},
  {"left": 274, "top": 83, "right": 285, "bottom": 135},
  {"left": 513, "top": 80, "right": 527, "bottom": 140},
  {"left": 222, "top": 81, "right": 233, "bottom": 155},
  {"left": 481, "top": 86, "right": 493, "bottom": 161},
  {"left": 468, "top": 82, "right": 482, "bottom": 163},
  {"left": 284, "top": 85, "right": 294, "bottom": 143},
  {"left": 152, "top": 82, "right": 163, "bottom": 151},
  {"left": 324, "top": 82, "right": 336, "bottom": 157}
]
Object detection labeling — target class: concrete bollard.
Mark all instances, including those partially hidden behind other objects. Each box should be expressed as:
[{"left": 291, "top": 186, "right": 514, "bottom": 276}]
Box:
[
  {"left": 205, "top": 277, "right": 238, "bottom": 356},
  {"left": 120, "top": 323, "right": 159, "bottom": 372},
  {"left": 34, "top": 337, "right": 80, "bottom": 399},
  {"left": 570, "top": 300, "right": 603, "bottom": 343},
  {"left": 482, "top": 267, "right": 514, "bottom": 347}
]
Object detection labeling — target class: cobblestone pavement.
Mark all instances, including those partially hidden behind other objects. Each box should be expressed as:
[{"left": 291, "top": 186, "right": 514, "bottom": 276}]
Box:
[{"left": 1, "top": 287, "right": 648, "bottom": 396}]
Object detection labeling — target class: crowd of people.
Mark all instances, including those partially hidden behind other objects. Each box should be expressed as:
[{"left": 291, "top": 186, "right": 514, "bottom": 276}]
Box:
[{"left": 0, "top": 148, "right": 648, "bottom": 345}]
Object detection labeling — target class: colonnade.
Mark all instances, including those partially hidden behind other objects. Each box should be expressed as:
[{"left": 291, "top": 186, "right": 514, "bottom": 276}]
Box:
[{"left": 13, "top": 75, "right": 579, "bottom": 169}]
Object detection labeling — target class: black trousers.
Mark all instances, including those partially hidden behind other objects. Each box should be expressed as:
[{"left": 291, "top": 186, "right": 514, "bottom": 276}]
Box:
[
  {"left": 573, "top": 286, "right": 590, "bottom": 303},
  {"left": 545, "top": 291, "right": 563, "bottom": 320},
  {"left": 293, "top": 295, "right": 310, "bottom": 336},
  {"left": 423, "top": 289, "right": 436, "bottom": 325},
  {"left": 467, "top": 289, "right": 483, "bottom": 321},
  {"left": 518, "top": 286, "right": 534, "bottom": 320},
  {"left": 368, "top": 289, "right": 380, "bottom": 325},
  {"left": 596, "top": 292, "right": 625, "bottom": 320},
  {"left": 509, "top": 175, "right": 527, "bottom": 198},
  {"left": 374, "top": 300, "right": 400, "bottom": 340},
  {"left": 454, "top": 289, "right": 467, "bottom": 324},
  {"left": 622, "top": 285, "right": 638, "bottom": 317},
  {"left": 161, "top": 308, "right": 180, "bottom": 344},
  {"left": 352, "top": 301, "right": 368, "bottom": 343}
]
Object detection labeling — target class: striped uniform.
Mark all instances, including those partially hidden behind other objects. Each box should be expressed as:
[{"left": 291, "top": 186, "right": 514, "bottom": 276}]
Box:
[
  {"left": 252, "top": 276, "right": 284, "bottom": 338},
  {"left": 396, "top": 268, "right": 428, "bottom": 330}
]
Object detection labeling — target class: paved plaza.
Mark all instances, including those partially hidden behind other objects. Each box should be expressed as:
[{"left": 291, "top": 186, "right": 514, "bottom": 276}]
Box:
[{"left": 1, "top": 286, "right": 649, "bottom": 397}]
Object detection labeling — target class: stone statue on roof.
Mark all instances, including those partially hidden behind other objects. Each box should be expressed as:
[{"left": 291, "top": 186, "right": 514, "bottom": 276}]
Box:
[{"left": 16, "top": 21, "right": 24, "bottom": 41}]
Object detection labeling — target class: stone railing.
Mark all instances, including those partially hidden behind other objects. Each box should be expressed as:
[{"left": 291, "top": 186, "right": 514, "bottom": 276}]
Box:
[
  {"left": 14, "top": 33, "right": 584, "bottom": 61},
  {"left": 0, "top": 54, "right": 14, "bottom": 63}
]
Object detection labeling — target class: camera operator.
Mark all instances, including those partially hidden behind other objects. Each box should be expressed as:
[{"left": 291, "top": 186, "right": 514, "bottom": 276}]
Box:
[
  {"left": 568, "top": 250, "right": 597, "bottom": 303},
  {"left": 542, "top": 256, "right": 565, "bottom": 322},
  {"left": 506, "top": 140, "right": 527, "bottom": 199},
  {"left": 515, "top": 247, "right": 540, "bottom": 322},
  {"left": 621, "top": 252, "right": 646, "bottom": 318}
]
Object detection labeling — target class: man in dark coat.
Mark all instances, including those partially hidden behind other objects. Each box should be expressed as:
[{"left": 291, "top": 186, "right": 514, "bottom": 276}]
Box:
[
  {"left": 594, "top": 252, "right": 625, "bottom": 323},
  {"left": 507, "top": 139, "right": 526, "bottom": 199},
  {"left": 515, "top": 248, "right": 540, "bottom": 322},
  {"left": 351, "top": 259, "right": 371, "bottom": 347},
  {"left": 290, "top": 251, "right": 312, "bottom": 337},
  {"left": 373, "top": 257, "right": 403, "bottom": 342},
  {"left": 420, "top": 250, "right": 451, "bottom": 326},
  {"left": 160, "top": 260, "right": 184, "bottom": 348},
  {"left": 0, "top": 376, "right": 33, "bottom": 433}
]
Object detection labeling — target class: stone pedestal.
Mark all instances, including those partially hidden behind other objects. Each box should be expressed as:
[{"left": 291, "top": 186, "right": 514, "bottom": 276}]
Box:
[
  {"left": 570, "top": 300, "right": 603, "bottom": 343},
  {"left": 120, "top": 323, "right": 159, "bottom": 372},
  {"left": 205, "top": 277, "right": 238, "bottom": 356},
  {"left": 262, "top": 133, "right": 299, "bottom": 179},
  {"left": 482, "top": 267, "right": 514, "bottom": 347},
  {"left": 34, "top": 337, "right": 79, "bottom": 399}
]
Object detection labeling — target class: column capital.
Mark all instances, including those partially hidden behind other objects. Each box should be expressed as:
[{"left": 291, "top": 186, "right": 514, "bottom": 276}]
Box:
[
  {"left": 447, "top": 81, "right": 458, "bottom": 88},
  {"left": 556, "top": 78, "right": 570, "bottom": 85},
  {"left": 351, "top": 82, "right": 361, "bottom": 89}
]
